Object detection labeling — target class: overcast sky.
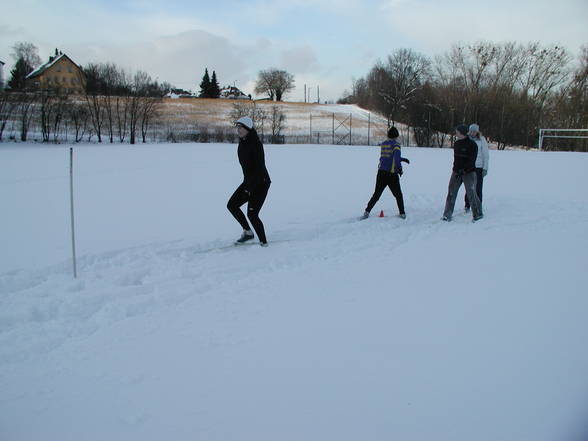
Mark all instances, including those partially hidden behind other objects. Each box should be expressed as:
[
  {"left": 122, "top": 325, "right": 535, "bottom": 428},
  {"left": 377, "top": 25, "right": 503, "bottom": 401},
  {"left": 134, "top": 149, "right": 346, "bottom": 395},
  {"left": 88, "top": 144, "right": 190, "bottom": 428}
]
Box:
[{"left": 1, "top": 0, "right": 587, "bottom": 101}]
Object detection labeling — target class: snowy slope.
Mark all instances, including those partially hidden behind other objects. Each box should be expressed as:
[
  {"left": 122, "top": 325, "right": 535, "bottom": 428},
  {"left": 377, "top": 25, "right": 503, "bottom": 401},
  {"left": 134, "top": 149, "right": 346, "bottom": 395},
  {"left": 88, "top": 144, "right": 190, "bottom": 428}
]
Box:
[
  {"left": 159, "top": 99, "right": 391, "bottom": 138},
  {"left": 1, "top": 143, "right": 587, "bottom": 441}
]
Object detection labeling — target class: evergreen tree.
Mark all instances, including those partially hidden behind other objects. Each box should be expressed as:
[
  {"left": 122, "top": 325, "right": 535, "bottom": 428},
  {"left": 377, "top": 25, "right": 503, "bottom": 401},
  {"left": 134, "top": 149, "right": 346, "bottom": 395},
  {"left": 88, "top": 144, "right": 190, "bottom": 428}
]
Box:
[
  {"left": 210, "top": 70, "right": 221, "bottom": 98},
  {"left": 7, "top": 57, "right": 33, "bottom": 90},
  {"left": 199, "top": 68, "right": 211, "bottom": 98}
]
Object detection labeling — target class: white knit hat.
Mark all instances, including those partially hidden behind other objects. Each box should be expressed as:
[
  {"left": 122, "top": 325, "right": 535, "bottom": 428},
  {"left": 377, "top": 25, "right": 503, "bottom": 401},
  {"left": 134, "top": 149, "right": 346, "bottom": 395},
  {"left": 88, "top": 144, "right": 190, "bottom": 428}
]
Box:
[{"left": 235, "top": 116, "right": 253, "bottom": 130}]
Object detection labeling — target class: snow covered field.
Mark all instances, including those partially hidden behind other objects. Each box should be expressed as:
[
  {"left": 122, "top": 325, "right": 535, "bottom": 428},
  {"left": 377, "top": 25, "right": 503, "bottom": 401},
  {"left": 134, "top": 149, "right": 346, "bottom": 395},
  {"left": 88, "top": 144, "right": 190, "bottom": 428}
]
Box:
[{"left": 1, "top": 142, "right": 587, "bottom": 441}]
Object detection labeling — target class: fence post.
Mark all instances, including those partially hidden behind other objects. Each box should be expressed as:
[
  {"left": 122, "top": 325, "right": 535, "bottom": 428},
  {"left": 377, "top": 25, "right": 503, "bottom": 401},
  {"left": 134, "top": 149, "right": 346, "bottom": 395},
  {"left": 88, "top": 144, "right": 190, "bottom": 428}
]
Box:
[
  {"left": 368, "top": 113, "right": 371, "bottom": 146},
  {"left": 69, "top": 147, "right": 78, "bottom": 278},
  {"left": 332, "top": 113, "right": 335, "bottom": 145},
  {"left": 538, "top": 129, "right": 543, "bottom": 151},
  {"left": 349, "top": 113, "right": 352, "bottom": 145}
]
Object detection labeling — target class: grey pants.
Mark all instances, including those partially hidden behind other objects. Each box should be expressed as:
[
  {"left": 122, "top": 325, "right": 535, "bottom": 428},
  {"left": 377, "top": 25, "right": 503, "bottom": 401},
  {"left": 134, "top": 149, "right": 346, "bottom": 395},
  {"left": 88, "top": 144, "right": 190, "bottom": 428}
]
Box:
[{"left": 443, "top": 171, "right": 482, "bottom": 219}]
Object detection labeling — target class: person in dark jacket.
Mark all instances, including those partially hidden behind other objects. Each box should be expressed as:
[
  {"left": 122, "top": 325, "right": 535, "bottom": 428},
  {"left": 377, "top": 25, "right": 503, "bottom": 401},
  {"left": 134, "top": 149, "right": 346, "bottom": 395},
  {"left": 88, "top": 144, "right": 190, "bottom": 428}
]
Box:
[
  {"left": 442, "top": 124, "right": 483, "bottom": 222},
  {"left": 361, "top": 126, "right": 406, "bottom": 220},
  {"left": 227, "top": 116, "right": 271, "bottom": 246}
]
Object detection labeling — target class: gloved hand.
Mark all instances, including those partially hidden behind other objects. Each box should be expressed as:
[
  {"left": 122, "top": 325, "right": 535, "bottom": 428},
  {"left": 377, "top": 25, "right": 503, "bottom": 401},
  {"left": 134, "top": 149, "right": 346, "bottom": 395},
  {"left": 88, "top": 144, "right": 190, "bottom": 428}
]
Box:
[
  {"left": 483, "top": 169, "right": 488, "bottom": 177},
  {"left": 397, "top": 167, "right": 403, "bottom": 176}
]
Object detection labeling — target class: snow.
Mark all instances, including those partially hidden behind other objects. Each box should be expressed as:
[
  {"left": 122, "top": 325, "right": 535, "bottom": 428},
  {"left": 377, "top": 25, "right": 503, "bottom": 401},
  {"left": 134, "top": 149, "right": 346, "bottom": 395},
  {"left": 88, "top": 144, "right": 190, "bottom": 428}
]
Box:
[{"left": 1, "top": 142, "right": 587, "bottom": 441}]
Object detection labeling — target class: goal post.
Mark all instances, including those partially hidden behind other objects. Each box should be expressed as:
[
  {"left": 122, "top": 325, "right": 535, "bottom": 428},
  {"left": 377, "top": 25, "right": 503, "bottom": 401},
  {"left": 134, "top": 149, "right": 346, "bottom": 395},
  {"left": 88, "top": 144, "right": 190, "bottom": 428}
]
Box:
[{"left": 538, "top": 128, "right": 588, "bottom": 151}]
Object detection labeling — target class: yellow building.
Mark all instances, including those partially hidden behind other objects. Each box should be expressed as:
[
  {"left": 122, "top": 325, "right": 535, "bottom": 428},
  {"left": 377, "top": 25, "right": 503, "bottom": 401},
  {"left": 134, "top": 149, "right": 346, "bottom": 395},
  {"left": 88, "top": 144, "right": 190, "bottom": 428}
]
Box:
[{"left": 26, "top": 50, "right": 85, "bottom": 94}]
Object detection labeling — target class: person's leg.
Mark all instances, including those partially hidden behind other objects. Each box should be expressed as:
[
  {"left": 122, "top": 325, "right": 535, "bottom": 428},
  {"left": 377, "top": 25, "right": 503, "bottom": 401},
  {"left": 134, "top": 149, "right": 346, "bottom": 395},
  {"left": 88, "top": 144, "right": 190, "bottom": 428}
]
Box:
[
  {"left": 365, "top": 170, "right": 388, "bottom": 213},
  {"left": 463, "top": 171, "right": 482, "bottom": 219},
  {"left": 227, "top": 183, "right": 251, "bottom": 231},
  {"left": 476, "top": 168, "right": 484, "bottom": 205},
  {"left": 246, "top": 182, "right": 270, "bottom": 243},
  {"left": 388, "top": 173, "right": 405, "bottom": 215},
  {"left": 443, "top": 171, "right": 463, "bottom": 220}
]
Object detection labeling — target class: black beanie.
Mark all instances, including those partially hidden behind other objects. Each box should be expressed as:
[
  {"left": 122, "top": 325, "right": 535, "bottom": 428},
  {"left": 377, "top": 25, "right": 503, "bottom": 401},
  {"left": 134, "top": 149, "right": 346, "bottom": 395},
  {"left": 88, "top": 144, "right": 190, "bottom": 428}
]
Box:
[
  {"left": 387, "top": 126, "right": 399, "bottom": 139},
  {"left": 456, "top": 124, "right": 469, "bottom": 136}
]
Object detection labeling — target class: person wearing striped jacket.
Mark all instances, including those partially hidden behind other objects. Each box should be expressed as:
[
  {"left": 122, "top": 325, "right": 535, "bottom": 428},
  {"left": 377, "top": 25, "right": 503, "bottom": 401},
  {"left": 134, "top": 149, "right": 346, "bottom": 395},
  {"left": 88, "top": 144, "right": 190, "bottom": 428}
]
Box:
[{"left": 361, "top": 126, "right": 406, "bottom": 220}]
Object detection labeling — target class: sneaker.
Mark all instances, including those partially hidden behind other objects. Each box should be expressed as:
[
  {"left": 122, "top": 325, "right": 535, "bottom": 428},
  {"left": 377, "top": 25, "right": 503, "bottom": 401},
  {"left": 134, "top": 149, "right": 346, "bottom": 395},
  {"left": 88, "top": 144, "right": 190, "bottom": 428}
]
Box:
[
  {"left": 260, "top": 242, "right": 268, "bottom": 247},
  {"left": 398, "top": 213, "right": 406, "bottom": 219},
  {"left": 359, "top": 211, "right": 369, "bottom": 220},
  {"left": 441, "top": 215, "right": 451, "bottom": 221},
  {"left": 235, "top": 230, "right": 254, "bottom": 244},
  {"left": 473, "top": 214, "right": 484, "bottom": 222}
]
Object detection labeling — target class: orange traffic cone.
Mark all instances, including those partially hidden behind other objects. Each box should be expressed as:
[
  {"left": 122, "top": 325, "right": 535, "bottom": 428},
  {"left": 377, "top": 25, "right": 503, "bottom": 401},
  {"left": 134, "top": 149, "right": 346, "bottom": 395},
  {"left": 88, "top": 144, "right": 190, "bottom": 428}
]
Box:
[{"left": 378, "top": 210, "right": 384, "bottom": 218}]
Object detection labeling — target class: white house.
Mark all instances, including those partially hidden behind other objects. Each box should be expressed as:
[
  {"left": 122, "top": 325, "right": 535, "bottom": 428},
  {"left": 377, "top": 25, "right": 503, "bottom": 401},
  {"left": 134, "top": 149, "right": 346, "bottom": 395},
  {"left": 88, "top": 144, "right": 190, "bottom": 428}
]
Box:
[{"left": 220, "top": 85, "right": 249, "bottom": 100}]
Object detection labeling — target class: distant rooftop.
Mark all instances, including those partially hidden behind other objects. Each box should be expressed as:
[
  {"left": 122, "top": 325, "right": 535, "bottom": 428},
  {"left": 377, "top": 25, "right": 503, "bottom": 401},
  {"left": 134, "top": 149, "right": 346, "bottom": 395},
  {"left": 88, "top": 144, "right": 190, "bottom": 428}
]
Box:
[
  {"left": 26, "top": 53, "right": 66, "bottom": 79},
  {"left": 26, "top": 52, "right": 83, "bottom": 80}
]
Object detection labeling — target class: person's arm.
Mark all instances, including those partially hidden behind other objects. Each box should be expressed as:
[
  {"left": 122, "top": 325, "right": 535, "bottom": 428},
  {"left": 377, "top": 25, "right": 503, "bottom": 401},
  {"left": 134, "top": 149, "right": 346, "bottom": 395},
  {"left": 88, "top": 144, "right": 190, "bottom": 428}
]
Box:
[
  {"left": 482, "top": 137, "right": 489, "bottom": 175},
  {"left": 468, "top": 140, "right": 478, "bottom": 172},
  {"left": 394, "top": 146, "right": 403, "bottom": 173}
]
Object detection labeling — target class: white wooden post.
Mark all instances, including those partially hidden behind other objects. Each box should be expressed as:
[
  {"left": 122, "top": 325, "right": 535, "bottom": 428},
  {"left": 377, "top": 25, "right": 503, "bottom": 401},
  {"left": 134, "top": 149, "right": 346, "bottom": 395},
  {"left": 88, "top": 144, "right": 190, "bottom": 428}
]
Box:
[{"left": 69, "top": 147, "right": 77, "bottom": 278}]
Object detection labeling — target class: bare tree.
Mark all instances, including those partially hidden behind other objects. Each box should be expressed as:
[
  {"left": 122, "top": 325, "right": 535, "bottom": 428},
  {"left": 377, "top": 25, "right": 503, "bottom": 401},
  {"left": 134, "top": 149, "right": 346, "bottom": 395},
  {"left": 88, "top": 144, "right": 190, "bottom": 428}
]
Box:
[
  {"left": 15, "top": 92, "right": 37, "bottom": 141},
  {"left": 11, "top": 42, "right": 42, "bottom": 71},
  {"left": 67, "top": 101, "right": 89, "bottom": 143},
  {"left": 376, "top": 49, "right": 431, "bottom": 124},
  {"left": 38, "top": 90, "right": 69, "bottom": 142},
  {"left": 269, "top": 105, "right": 286, "bottom": 143},
  {"left": 254, "top": 69, "right": 295, "bottom": 101},
  {"left": 0, "top": 92, "right": 18, "bottom": 141},
  {"left": 82, "top": 65, "right": 106, "bottom": 142},
  {"left": 140, "top": 97, "right": 162, "bottom": 143},
  {"left": 115, "top": 96, "right": 130, "bottom": 142},
  {"left": 128, "top": 71, "right": 151, "bottom": 144},
  {"left": 517, "top": 43, "right": 571, "bottom": 105},
  {"left": 39, "top": 91, "right": 55, "bottom": 142}
]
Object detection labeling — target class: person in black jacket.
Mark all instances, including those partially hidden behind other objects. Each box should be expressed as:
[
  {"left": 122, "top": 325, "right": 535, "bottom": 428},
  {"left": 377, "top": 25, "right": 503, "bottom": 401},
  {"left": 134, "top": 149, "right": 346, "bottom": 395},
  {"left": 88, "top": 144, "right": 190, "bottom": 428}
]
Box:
[
  {"left": 442, "top": 125, "right": 483, "bottom": 222},
  {"left": 227, "top": 116, "right": 271, "bottom": 246}
]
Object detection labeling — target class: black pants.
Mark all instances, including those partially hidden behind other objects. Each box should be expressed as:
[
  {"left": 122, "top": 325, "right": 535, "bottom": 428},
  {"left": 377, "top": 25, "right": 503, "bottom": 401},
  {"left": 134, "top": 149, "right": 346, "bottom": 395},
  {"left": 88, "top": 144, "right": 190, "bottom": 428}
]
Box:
[
  {"left": 366, "top": 170, "right": 405, "bottom": 214},
  {"left": 464, "top": 168, "right": 484, "bottom": 209},
  {"left": 227, "top": 181, "right": 270, "bottom": 243}
]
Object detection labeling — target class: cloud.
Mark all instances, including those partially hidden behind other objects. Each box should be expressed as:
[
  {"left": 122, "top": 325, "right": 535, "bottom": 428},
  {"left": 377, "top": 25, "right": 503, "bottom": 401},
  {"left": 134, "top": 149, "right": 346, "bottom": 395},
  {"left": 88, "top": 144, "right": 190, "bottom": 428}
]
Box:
[
  {"left": 63, "top": 29, "right": 324, "bottom": 98},
  {"left": 67, "top": 30, "right": 249, "bottom": 92},
  {"left": 279, "top": 46, "right": 320, "bottom": 74},
  {"left": 380, "top": 0, "right": 588, "bottom": 54}
]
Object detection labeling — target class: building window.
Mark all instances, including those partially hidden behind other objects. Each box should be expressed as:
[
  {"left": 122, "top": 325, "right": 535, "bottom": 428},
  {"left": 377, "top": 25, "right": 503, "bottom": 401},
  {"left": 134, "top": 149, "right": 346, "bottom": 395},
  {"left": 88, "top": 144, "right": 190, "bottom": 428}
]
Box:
[
  {"left": 57, "top": 66, "right": 61, "bottom": 72},
  {"left": 68, "top": 66, "right": 72, "bottom": 73}
]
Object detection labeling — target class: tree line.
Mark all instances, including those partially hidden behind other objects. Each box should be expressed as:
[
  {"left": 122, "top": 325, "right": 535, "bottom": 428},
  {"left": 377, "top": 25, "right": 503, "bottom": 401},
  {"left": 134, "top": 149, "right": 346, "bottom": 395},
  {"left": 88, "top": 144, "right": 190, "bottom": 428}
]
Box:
[
  {"left": 1, "top": 61, "right": 167, "bottom": 144},
  {"left": 339, "top": 41, "right": 588, "bottom": 151}
]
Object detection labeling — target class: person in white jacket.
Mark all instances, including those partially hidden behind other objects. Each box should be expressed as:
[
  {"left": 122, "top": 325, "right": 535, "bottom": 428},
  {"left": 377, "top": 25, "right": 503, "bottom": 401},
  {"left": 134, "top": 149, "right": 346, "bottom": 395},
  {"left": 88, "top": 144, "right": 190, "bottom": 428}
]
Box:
[{"left": 465, "top": 123, "right": 489, "bottom": 212}]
